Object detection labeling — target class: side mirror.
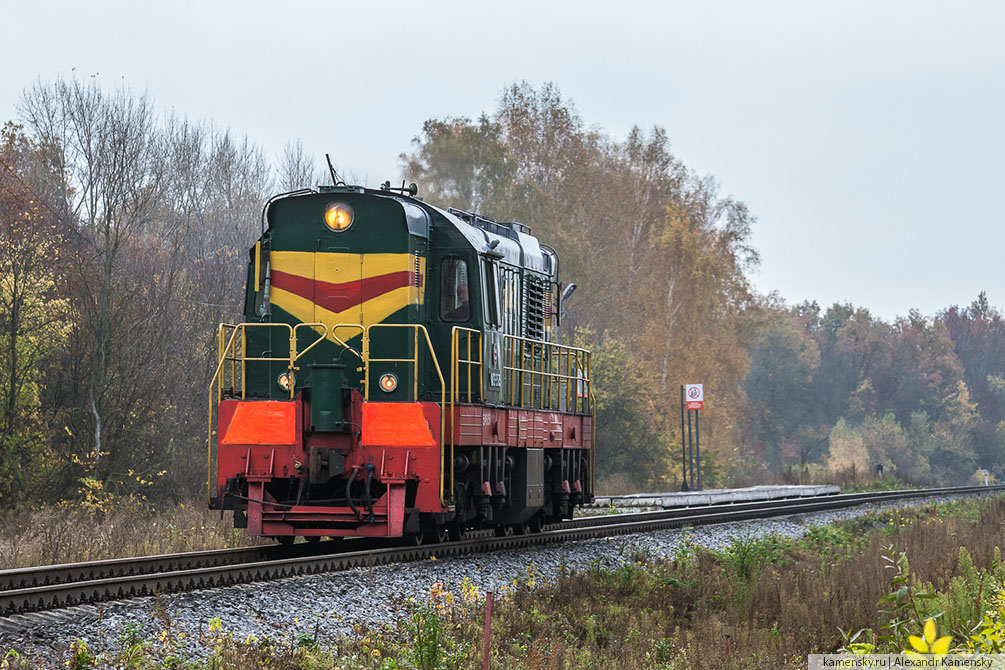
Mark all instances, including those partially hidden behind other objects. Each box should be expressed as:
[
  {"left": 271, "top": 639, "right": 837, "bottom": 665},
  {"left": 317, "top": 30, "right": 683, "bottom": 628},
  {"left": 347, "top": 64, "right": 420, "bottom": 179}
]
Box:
[
  {"left": 561, "top": 283, "right": 577, "bottom": 302},
  {"left": 559, "top": 282, "right": 577, "bottom": 324}
]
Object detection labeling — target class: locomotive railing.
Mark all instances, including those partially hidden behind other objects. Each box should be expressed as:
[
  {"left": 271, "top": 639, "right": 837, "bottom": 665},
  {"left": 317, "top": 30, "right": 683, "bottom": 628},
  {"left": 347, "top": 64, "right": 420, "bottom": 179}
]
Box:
[
  {"left": 207, "top": 322, "right": 362, "bottom": 504},
  {"left": 215, "top": 322, "right": 333, "bottom": 401},
  {"left": 363, "top": 323, "right": 448, "bottom": 506},
  {"left": 501, "top": 334, "right": 592, "bottom": 414},
  {"left": 208, "top": 320, "right": 590, "bottom": 509},
  {"left": 449, "top": 326, "right": 483, "bottom": 508},
  {"left": 500, "top": 334, "right": 595, "bottom": 502},
  {"left": 450, "top": 327, "right": 483, "bottom": 404}
]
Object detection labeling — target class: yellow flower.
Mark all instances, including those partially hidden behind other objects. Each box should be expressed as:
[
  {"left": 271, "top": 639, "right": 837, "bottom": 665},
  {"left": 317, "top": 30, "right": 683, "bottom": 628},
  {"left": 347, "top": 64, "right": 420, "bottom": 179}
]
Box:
[{"left": 906, "top": 618, "right": 952, "bottom": 655}]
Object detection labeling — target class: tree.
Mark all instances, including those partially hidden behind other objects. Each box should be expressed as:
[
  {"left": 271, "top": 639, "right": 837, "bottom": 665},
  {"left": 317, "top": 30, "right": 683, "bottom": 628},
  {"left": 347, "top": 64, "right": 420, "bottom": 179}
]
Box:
[
  {"left": 0, "top": 123, "right": 70, "bottom": 499},
  {"left": 939, "top": 295, "right": 1005, "bottom": 471},
  {"left": 859, "top": 412, "right": 919, "bottom": 480},
  {"left": 929, "top": 381, "right": 979, "bottom": 484},
  {"left": 19, "top": 79, "right": 163, "bottom": 474},
  {"left": 278, "top": 138, "right": 320, "bottom": 192},
  {"left": 743, "top": 304, "right": 821, "bottom": 467},
  {"left": 401, "top": 115, "right": 511, "bottom": 213},
  {"left": 15, "top": 80, "right": 273, "bottom": 499},
  {"left": 402, "top": 82, "right": 759, "bottom": 486},
  {"left": 586, "top": 331, "right": 669, "bottom": 489},
  {"left": 826, "top": 418, "right": 868, "bottom": 474}
]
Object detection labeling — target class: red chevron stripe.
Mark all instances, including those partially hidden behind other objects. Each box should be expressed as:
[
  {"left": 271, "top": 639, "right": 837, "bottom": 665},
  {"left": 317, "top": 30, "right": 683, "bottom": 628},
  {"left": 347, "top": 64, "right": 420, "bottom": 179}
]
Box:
[{"left": 271, "top": 269, "right": 422, "bottom": 311}]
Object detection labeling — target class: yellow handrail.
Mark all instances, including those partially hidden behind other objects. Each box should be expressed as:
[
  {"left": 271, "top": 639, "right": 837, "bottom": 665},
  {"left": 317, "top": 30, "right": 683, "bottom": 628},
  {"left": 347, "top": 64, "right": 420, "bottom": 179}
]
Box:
[
  {"left": 208, "top": 319, "right": 591, "bottom": 511},
  {"left": 501, "top": 334, "right": 592, "bottom": 413},
  {"left": 207, "top": 321, "right": 363, "bottom": 505},
  {"left": 449, "top": 327, "right": 483, "bottom": 511},
  {"left": 450, "top": 327, "right": 483, "bottom": 404},
  {"left": 208, "top": 324, "right": 243, "bottom": 505},
  {"left": 363, "top": 323, "right": 449, "bottom": 506},
  {"left": 293, "top": 323, "right": 330, "bottom": 364},
  {"left": 327, "top": 323, "right": 365, "bottom": 361}
]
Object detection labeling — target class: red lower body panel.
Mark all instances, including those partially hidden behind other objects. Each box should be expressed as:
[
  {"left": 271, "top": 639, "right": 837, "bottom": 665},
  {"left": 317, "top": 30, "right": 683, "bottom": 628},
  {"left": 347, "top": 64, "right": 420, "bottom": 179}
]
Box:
[
  {"left": 246, "top": 480, "right": 407, "bottom": 537},
  {"left": 216, "top": 396, "right": 592, "bottom": 539}
]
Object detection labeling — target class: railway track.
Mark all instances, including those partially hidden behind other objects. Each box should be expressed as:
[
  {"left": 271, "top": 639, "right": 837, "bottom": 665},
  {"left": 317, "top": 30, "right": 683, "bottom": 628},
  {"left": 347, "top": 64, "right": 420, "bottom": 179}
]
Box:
[{"left": 1, "top": 484, "right": 1001, "bottom": 619}]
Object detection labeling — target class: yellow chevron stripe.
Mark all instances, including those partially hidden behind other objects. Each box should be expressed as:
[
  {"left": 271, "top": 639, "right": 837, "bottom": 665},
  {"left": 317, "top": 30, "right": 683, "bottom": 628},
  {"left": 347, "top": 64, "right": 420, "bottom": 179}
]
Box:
[
  {"left": 271, "top": 251, "right": 416, "bottom": 283},
  {"left": 272, "top": 284, "right": 415, "bottom": 337}
]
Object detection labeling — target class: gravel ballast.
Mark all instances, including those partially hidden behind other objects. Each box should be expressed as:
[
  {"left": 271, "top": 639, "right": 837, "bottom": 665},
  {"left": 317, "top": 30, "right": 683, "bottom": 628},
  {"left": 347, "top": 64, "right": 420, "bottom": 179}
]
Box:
[{"left": 0, "top": 492, "right": 996, "bottom": 664}]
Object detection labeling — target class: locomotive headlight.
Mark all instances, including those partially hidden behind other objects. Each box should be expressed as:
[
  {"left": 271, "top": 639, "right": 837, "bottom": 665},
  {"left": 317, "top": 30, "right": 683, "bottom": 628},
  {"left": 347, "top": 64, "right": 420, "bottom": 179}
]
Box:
[
  {"left": 277, "top": 370, "right": 295, "bottom": 392},
  {"left": 378, "top": 373, "right": 398, "bottom": 393},
  {"left": 324, "top": 202, "right": 353, "bottom": 231}
]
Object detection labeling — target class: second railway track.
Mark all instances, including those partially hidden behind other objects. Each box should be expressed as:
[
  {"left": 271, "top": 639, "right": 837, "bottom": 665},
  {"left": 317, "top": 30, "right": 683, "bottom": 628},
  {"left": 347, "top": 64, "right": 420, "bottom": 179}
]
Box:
[{"left": 2, "top": 484, "right": 1001, "bottom": 618}]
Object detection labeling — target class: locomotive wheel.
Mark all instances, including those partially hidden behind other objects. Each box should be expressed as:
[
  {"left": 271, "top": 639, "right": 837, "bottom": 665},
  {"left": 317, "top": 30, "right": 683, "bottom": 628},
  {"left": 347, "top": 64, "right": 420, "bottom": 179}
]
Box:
[
  {"left": 512, "top": 521, "right": 530, "bottom": 535},
  {"left": 305, "top": 535, "right": 321, "bottom": 544},
  {"left": 276, "top": 536, "right": 295, "bottom": 546},
  {"left": 414, "top": 517, "right": 448, "bottom": 545},
  {"left": 447, "top": 521, "right": 465, "bottom": 542},
  {"left": 493, "top": 525, "right": 513, "bottom": 537},
  {"left": 529, "top": 513, "right": 545, "bottom": 534},
  {"left": 424, "top": 524, "right": 449, "bottom": 545}
]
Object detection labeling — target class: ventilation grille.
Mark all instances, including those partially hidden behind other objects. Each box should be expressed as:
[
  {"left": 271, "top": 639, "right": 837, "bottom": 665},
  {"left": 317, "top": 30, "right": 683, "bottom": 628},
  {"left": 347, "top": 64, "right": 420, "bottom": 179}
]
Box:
[{"left": 523, "top": 275, "right": 548, "bottom": 340}]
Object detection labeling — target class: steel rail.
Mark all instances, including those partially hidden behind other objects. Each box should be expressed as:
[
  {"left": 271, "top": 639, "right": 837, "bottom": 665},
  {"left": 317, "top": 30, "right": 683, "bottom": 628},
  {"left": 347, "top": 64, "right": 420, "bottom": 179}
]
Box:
[
  {"left": 0, "top": 537, "right": 389, "bottom": 593},
  {"left": 1, "top": 484, "right": 1002, "bottom": 618}
]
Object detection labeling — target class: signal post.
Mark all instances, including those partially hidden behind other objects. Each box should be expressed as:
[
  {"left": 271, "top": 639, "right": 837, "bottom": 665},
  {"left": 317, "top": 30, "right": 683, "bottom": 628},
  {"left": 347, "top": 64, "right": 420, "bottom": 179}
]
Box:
[{"left": 680, "top": 383, "right": 703, "bottom": 491}]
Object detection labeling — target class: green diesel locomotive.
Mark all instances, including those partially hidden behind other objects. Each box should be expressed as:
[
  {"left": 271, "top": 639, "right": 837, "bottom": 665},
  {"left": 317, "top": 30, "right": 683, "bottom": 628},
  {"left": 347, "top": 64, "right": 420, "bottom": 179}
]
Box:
[{"left": 209, "top": 182, "right": 593, "bottom": 543}]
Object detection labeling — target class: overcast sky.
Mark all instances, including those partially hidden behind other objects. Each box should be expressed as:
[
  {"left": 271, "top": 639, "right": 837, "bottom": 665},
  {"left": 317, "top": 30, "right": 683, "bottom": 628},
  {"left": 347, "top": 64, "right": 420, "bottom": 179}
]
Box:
[{"left": 2, "top": 0, "right": 1002, "bottom": 321}]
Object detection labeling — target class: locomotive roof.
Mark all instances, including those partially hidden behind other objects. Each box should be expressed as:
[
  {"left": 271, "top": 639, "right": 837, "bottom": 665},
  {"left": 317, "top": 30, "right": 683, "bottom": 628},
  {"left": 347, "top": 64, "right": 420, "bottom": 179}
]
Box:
[
  {"left": 308, "top": 185, "right": 554, "bottom": 276},
  {"left": 429, "top": 203, "right": 551, "bottom": 275}
]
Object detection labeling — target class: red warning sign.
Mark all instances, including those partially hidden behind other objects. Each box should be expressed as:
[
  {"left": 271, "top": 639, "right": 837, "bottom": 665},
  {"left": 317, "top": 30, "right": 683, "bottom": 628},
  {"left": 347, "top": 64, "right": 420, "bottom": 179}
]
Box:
[{"left": 685, "top": 383, "right": 704, "bottom": 410}]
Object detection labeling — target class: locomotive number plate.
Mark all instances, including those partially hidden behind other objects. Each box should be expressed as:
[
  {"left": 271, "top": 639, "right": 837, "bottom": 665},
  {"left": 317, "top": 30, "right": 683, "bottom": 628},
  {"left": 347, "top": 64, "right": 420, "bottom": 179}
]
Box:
[{"left": 490, "top": 372, "right": 502, "bottom": 388}]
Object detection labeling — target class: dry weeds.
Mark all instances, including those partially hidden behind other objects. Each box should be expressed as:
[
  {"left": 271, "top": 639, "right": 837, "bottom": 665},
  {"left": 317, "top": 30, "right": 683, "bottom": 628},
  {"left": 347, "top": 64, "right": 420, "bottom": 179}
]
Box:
[{"left": 0, "top": 502, "right": 259, "bottom": 569}]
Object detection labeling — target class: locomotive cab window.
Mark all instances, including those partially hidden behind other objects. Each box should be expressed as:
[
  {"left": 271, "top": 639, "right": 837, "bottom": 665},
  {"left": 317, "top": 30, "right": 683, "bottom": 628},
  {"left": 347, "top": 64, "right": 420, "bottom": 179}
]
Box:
[
  {"left": 440, "top": 258, "right": 470, "bottom": 322},
  {"left": 483, "top": 258, "right": 500, "bottom": 327}
]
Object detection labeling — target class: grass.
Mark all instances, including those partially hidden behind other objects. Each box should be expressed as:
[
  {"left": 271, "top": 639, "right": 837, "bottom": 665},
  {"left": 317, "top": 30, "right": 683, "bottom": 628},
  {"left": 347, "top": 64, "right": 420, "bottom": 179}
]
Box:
[{"left": 0, "top": 502, "right": 258, "bottom": 570}]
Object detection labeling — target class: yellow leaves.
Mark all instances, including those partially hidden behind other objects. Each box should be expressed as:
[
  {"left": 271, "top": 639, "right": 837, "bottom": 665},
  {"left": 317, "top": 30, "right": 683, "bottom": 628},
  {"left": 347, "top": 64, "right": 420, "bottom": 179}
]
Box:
[
  {"left": 427, "top": 581, "right": 454, "bottom": 611},
  {"left": 459, "top": 576, "right": 482, "bottom": 604},
  {"left": 966, "top": 591, "right": 1005, "bottom": 653},
  {"left": 904, "top": 617, "right": 952, "bottom": 656}
]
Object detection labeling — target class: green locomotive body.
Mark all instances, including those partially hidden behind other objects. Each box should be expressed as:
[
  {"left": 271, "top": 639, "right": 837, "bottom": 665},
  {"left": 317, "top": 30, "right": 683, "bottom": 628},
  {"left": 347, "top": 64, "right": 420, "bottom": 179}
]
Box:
[{"left": 210, "top": 184, "right": 594, "bottom": 542}]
